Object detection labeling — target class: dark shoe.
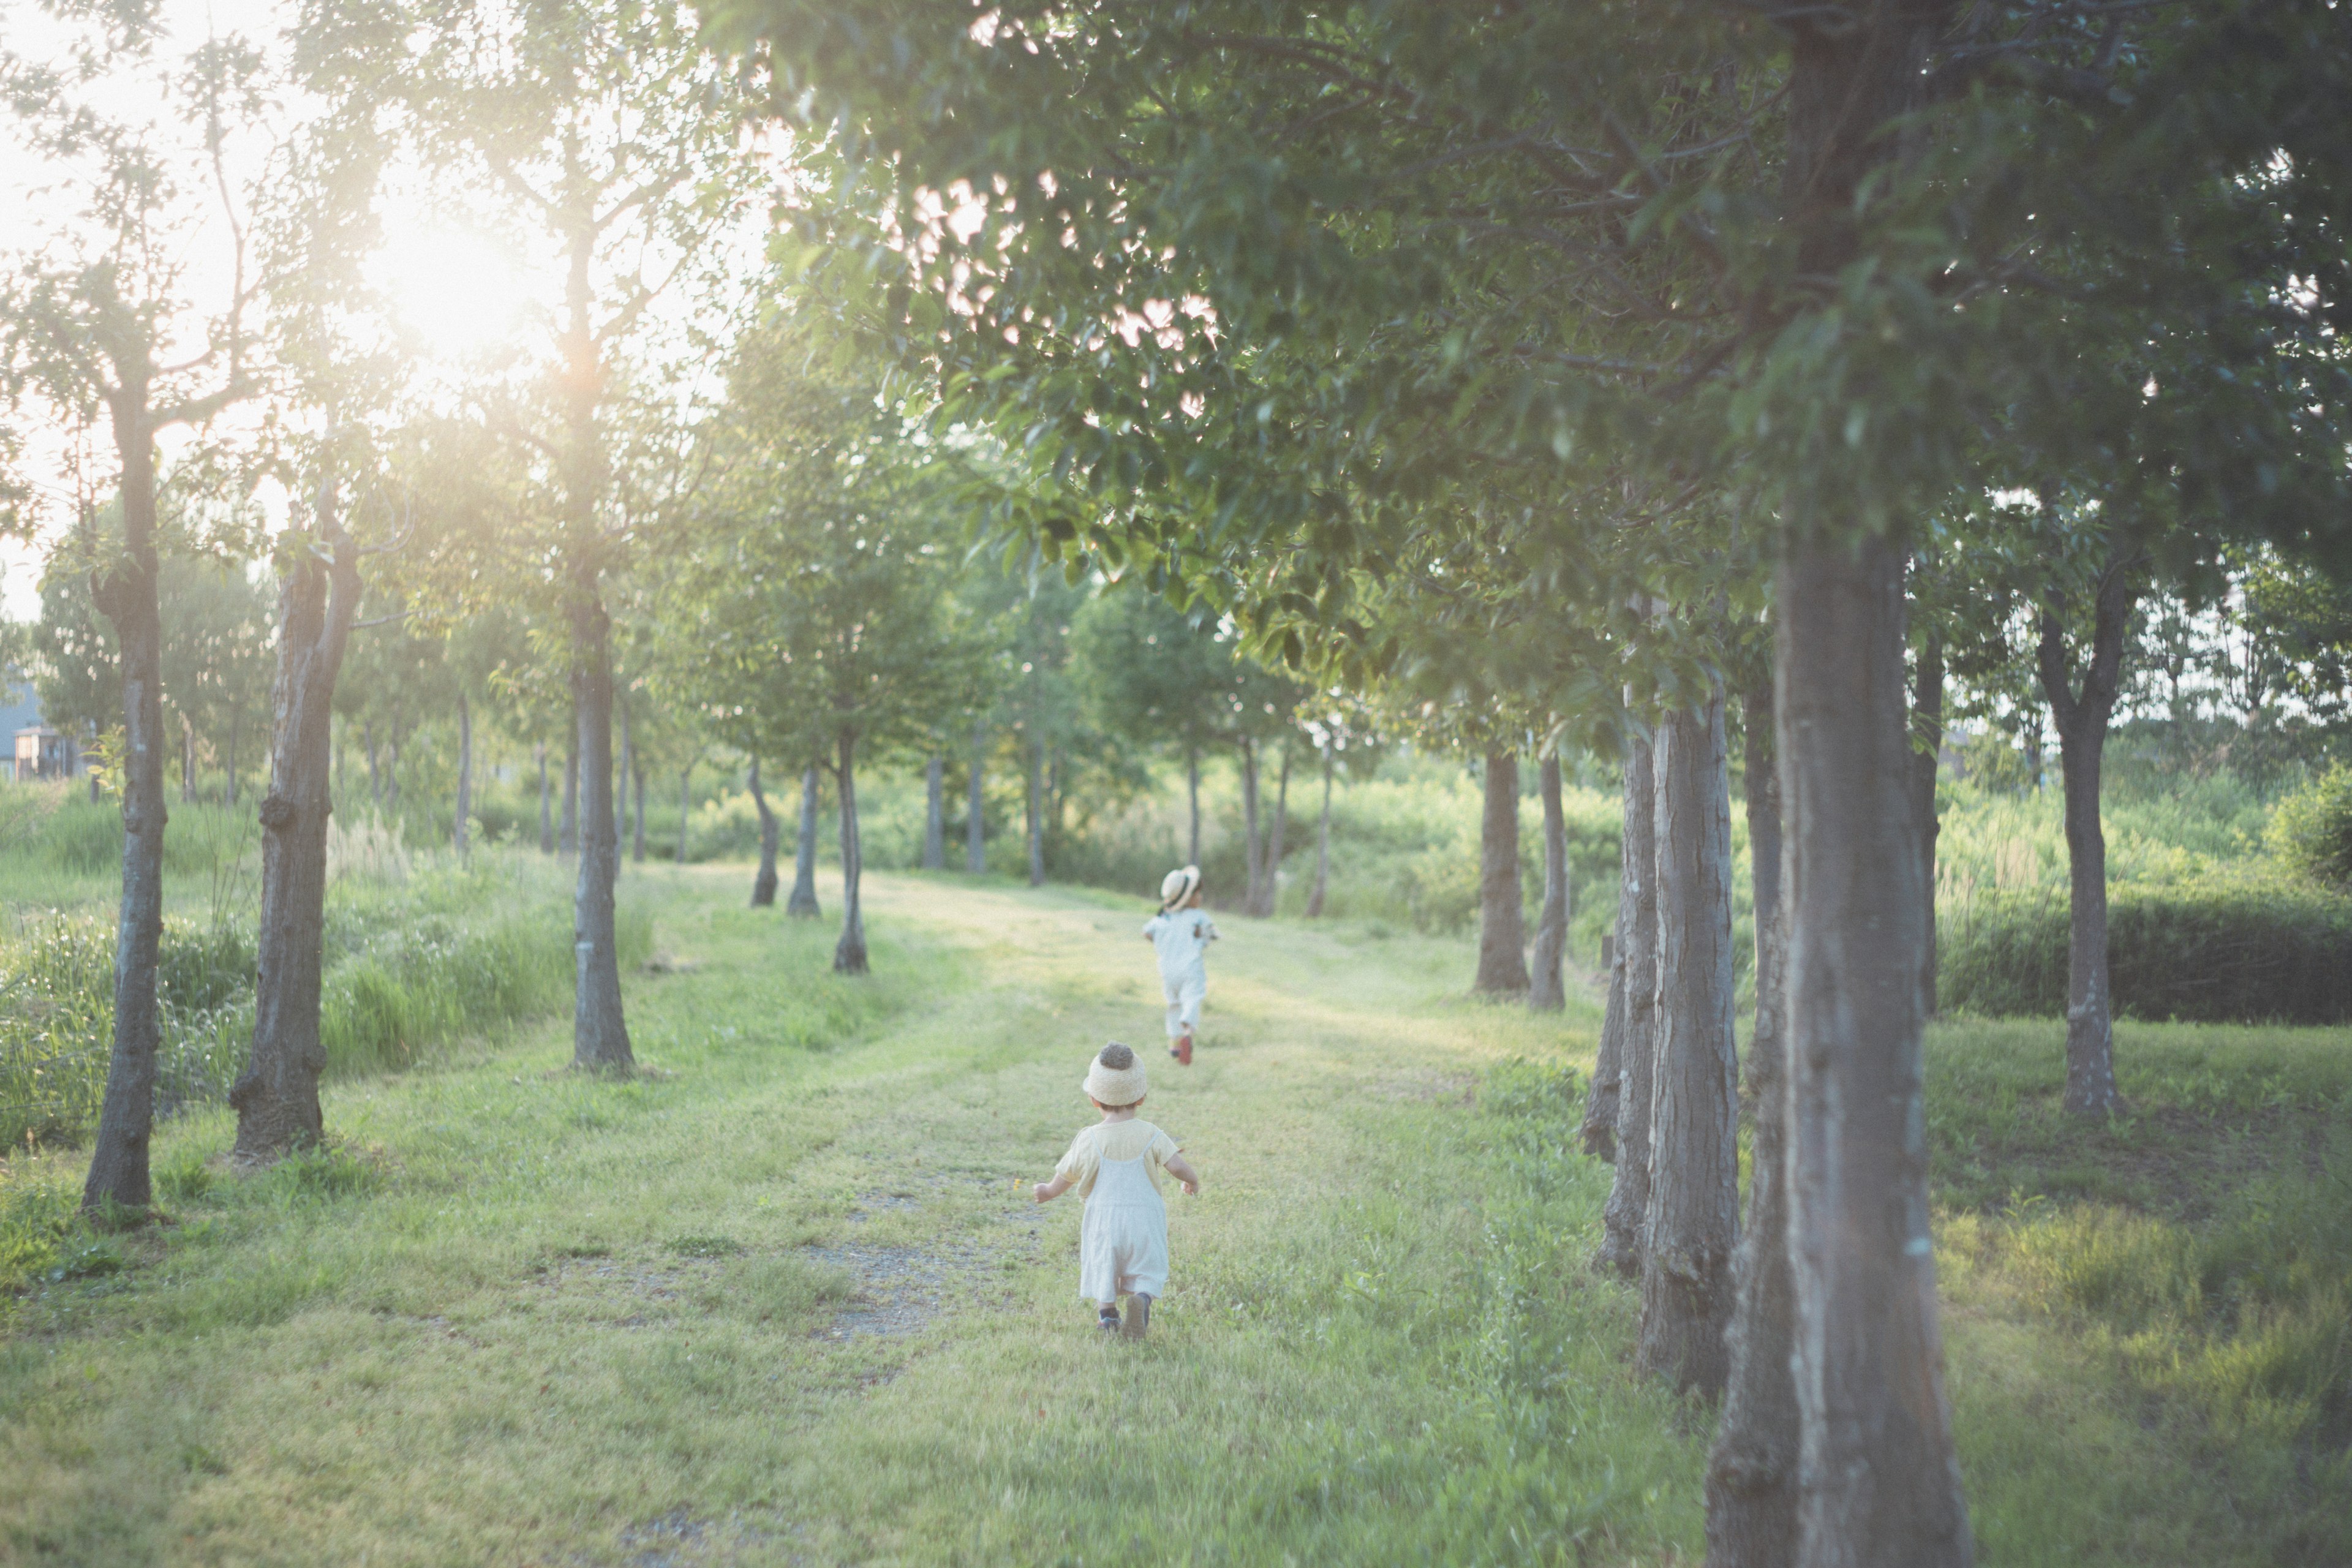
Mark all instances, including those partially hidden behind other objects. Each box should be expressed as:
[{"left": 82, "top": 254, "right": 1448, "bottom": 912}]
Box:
[
  {"left": 1098, "top": 1307, "right": 1121, "bottom": 1333},
  {"left": 1175, "top": 1034, "right": 1193, "bottom": 1066},
  {"left": 1123, "top": 1294, "right": 1152, "bottom": 1339}
]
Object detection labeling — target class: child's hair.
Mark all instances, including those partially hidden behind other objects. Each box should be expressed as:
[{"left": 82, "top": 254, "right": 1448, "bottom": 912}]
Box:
[{"left": 1097, "top": 1042, "right": 1136, "bottom": 1071}]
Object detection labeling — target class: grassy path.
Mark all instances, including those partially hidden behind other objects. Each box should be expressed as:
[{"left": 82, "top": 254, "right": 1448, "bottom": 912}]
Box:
[
  {"left": 0, "top": 869, "right": 1703, "bottom": 1566},
  {"left": 2, "top": 867, "right": 2343, "bottom": 1565}
]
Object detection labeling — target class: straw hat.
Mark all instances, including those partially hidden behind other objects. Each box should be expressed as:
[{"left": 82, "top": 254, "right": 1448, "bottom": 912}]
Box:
[
  {"left": 1158, "top": 864, "right": 1201, "bottom": 911},
  {"left": 1083, "top": 1042, "right": 1148, "bottom": 1107}
]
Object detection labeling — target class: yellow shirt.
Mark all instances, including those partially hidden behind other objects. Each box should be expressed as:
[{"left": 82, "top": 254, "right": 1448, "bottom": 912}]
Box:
[{"left": 1054, "top": 1118, "right": 1182, "bottom": 1197}]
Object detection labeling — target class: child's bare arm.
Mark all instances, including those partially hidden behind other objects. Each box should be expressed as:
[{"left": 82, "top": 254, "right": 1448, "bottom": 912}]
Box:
[
  {"left": 1165, "top": 1152, "right": 1200, "bottom": 1196},
  {"left": 1033, "top": 1172, "right": 1073, "bottom": 1203}
]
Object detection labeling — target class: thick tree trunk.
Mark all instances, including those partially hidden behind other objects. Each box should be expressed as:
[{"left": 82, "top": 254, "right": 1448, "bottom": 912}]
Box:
[
  {"left": 632, "top": 766, "right": 646, "bottom": 863},
  {"left": 748, "top": 757, "right": 779, "bottom": 908},
  {"left": 1595, "top": 731, "right": 1657, "bottom": 1274},
  {"left": 1911, "top": 633, "right": 1943, "bottom": 1019},
  {"left": 1779, "top": 530, "right": 1970, "bottom": 1567},
  {"left": 676, "top": 765, "right": 692, "bottom": 864},
  {"left": 1306, "top": 745, "right": 1333, "bottom": 918},
  {"left": 789, "top": 764, "right": 823, "bottom": 918},
  {"left": 2038, "top": 551, "right": 2135, "bottom": 1118},
  {"left": 1259, "top": 744, "right": 1291, "bottom": 916},
  {"left": 83, "top": 398, "right": 167, "bottom": 1215},
  {"left": 453, "top": 694, "right": 472, "bottom": 858},
  {"left": 1708, "top": 669, "right": 1801, "bottom": 1568},
  {"left": 538, "top": 742, "right": 552, "bottom": 853},
  {"left": 1640, "top": 690, "right": 1740, "bottom": 1399},
  {"left": 833, "top": 731, "right": 867, "bottom": 973},
  {"left": 967, "top": 718, "right": 987, "bottom": 873},
  {"left": 1240, "top": 738, "right": 1262, "bottom": 912},
  {"left": 1186, "top": 743, "right": 1202, "bottom": 866},
  {"left": 559, "top": 731, "right": 578, "bottom": 854},
  {"left": 231, "top": 476, "right": 363, "bottom": 1163},
  {"left": 568, "top": 588, "right": 633, "bottom": 1072},
  {"left": 922, "top": 753, "right": 946, "bottom": 869},
  {"left": 1026, "top": 733, "right": 1046, "bottom": 887},
  {"left": 1474, "top": 750, "right": 1530, "bottom": 995},
  {"left": 1529, "top": 751, "right": 1569, "bottom": 1012}
]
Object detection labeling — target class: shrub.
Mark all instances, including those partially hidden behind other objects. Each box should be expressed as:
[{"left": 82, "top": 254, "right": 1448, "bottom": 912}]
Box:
[
  {"left": 2271, "top": 764, "right": 2352, "bottom": 890},
  {"left": 1940, "top": 876, "right": 2352, "bottom": 1024}
]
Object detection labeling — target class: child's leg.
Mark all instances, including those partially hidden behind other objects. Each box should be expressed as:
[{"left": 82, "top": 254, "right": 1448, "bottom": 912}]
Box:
[
  {"left": 1096, "top": 1301, "right": 1121, "bottom": 1332},
  {"left": 1122, "top": 1292, "right": 1152, "bottom": 1338}
]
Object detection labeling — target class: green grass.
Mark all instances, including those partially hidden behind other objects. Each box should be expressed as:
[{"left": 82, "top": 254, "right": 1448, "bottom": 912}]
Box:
[{"left": 0, "top": 868, "right": 2339, "bottom": 1564}]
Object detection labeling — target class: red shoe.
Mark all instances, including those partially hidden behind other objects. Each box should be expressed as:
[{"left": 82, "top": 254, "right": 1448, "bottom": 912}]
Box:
[{"left": 1175, "top": 1033, "right": 1194, "bottom": 1066}]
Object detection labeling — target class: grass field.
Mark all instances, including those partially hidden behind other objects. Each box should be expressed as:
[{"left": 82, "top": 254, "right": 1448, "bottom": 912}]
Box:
[{"left": 0, "top": 864, "right": 2342, "bottom": 1564}]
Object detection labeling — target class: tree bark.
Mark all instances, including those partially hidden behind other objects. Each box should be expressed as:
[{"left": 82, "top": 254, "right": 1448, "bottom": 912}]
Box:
[
  {"left": 2037, "top": 546, "right": 2136, "bottom": 1118},
  {"left": 967, "top": 717, "right": 987, "bottom": 873},
  {"left": 453, "top": 694, "right": 472, "bottom": 859},
  {"left": 748, "top": 756, "right": 779, "bottom": 907},
  {"left": 1026, "top": 732, "right": 1046, "bottom": 887},
  {"left": 83, "top": 393, "right": 167, "bottom": 1215},
  {"left": 1640, "top": 690, "right": 1740, "bottom": 1399},
  {"left": 231, "top": 474, "right": 363, "bottom": 1163},
  {"left": 1911, "top": 630, "right": 1943, "bottom": 1019},
  {"left": 1708, "top": 669, "right": 1800, "bottom": 1568},
  {"left": 789, "top": 764, "right": 823, "bottom": 917},
  {"left": 559, "top": 730, "right": 578, "bottom": 854},
  {"left": 1779, "top": 530, "right": 1970, "bottom": 1567},
  {"left": 676, "top": 764, "right": 692, "bottom": 864},
  {"left": 538, "top": 741, "right": 552, "bottom": 853},
  {"left": 1474, "top": 749, "right": 1530, "bottom": 995},
  {"left": 1306, "top": 744, "right": 1333, "bottom": 918},
  {"left": 632, "top": 765, "right": 646, "bottom": 863},
  {"left": 1529, "top": 751, "right": 1569, "bottom": 1011},
  {"left": 179, "top": 715, "right": 196, "bottom": 804},
  {"left": 614, "top": 698, "right": 630, "bottom": 848},
  {"left": 568, "top": 588, "right": 633, "bottom": 1072},
  {"left": 922, "top": 753, "right": 946, "bottom": 869},
  {"left": 1595, "top": 730, "right": 1657, "bottom": 1274},
  {"left": 833, "top": 730, "right": 867, "bottom": 973},
  {"left": 1186, "top": 742, "right": 1202, "bottom": 867},
  {"left": 1240, "top": 737, "right": 1262, "bottom": 913}
]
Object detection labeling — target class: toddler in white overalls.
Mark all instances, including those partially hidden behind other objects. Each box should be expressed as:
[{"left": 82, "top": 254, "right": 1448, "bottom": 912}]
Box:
[
  {"left": 1031, "top": 1042, "right": 1201, "bottom": 1338},
  {"left": 1142, "top": 865, "right": 1217, "bottom": 1066}
]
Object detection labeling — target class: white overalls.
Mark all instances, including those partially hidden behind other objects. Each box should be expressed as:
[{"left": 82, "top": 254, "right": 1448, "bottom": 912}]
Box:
[
  {"left": 1079, "top": 1152, "right": 1170, "bottom": 1303},
  {"left": 1143, "top": 908, "right": 1217, "bottom": 1038}
]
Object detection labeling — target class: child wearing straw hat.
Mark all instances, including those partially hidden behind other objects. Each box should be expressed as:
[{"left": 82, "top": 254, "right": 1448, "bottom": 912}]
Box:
[
  {"left": 1031, "top": 1042, "right": 1201, "bottom": 1338},
  {"left": 1141, "top": 865, "right": 1216, "bottom": 1066}
]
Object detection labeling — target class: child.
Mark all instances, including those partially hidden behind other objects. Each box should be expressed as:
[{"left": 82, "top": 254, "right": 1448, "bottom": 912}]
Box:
[
  {"left": 1031, "top": 1042, "right": 1200, "bottom": 1338},
  {"left": 1142, "top": 864, "right": 1217, "bottom": 1066}
]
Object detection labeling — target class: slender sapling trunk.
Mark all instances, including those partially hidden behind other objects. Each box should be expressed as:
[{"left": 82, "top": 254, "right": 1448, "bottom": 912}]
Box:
[
  {"left": 748, "top": 756, "right": 779, "bottom": 907},
  {"left": 1026, "top": 733, "right": 1045, "bottom": 887},
  {"left": 1307, "top": 744, "right": 1333, "bottom": 918},
  {"left": 1529, "top": 750, "right": 1569, "bottom": 1011},
  {"left": 922, "top": 753, "right": 945, "bottom": 869},
  {"left": 833, "top": 731, "right": 867, "bottom": 973},
  {"left": 967, "top": 717, "right": 987, "bottom": 873},
  {"left": 1240, "top": 737, "right": 1262, "bottom": 912},
  {"left": 538, "top": 741, "right": 552, "bottom": 853},
  {"left": 568, "top": 587, "right": 632, "bottom": 1072},
  {"left": 788, "top": 764, "right": 822, "bottom": 917},
  {"left": 1596, "top": 730, "right": 1658, "bottom": 1274}
]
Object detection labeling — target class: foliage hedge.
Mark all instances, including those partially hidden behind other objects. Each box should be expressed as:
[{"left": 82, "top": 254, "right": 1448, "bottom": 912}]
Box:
[{"left": 1940, "top": 878, "right": 2352, "bottom": 1025}]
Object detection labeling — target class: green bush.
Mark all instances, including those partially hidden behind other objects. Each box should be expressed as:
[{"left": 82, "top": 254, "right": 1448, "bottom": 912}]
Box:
[
  {"left": 1940, "top": 876, "right": 2352, "bottom": 1024},
  {"left": 2271, "top": 765, "right": 2352, "bottom": 890}
]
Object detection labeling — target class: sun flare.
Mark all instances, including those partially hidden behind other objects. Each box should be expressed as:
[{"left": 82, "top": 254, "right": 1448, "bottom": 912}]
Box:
[{"left": 374, "top": 227, "right": 532, "bottom": 361}]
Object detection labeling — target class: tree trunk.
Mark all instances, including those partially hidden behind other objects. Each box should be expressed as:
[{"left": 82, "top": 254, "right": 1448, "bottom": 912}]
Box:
[
  {"left": 1581, "top": 928, "right": 1626, "bottom": 1164},
  {"left": 788, "top": 764, "right": 823, "bottom": 917},
  {"left": 364, "top": 720, "right": 381, "bottom": 807},
  {"left": 1911, "top": 630, "right": 1944, "bottom": 1019},
  {"left": 1639, "top": 690, "right": 1740, "bottom": 1399},
  {"left": 1708, "top": 669, "right": 1800, "bottom": 1568},
  {"left": 1474, "top": 749, "right": 1529, "bottom": 995},
  {"left": 1529, "top": 751, "right": 1569, "bottom": 1011},
  {"left": 179, "top": 715, "right": 195, "bottom": 804},
  {"left": 538, "top": 741, "right": 552, "bottom": 853},
  {"left": 231, "top": 474, "right": 364, "bottom": 1163},
  {"left": 1186, "top": 742, "right": 1202, "bottom": 866},
  {"left": 614, "top": 699, "right": 631, "bottom": 849},
  {"left": 82, "top": 395, "right": 167, "bottom": 1215},
  {"left": 748, "top": 756, "right": 779, "bottom": 907},
  {"left": 1779, "top": 529, "right": 1970, "bottom": 1567},
  {"left": 226, "top": 707, "right": 239, "bottom": 806},
  {"left": 1259, "top": 743, "right": 1291, "bottom": 916},
  {"left": 2038, "top": 547, "right": 2136, "bottom": 1118},
  {"left": 632, "top": 766, "right": 646, "bottom": 863},
  {"left": 383, "top": 736, "right": 400, "bottom": 812},
  {"left": 676, "top": 765, "right": 692, "bottom": 864},
  {"left": 833, "top": 731, "right": 867, "bottom": 974},
  {"left": 922, "top": 753, "right": 946, "bottom": 869},
  {"left": 967, "top": 717, "right": 987, "bottom": 873},
  {"left": 1306, "top": 745, "right": 1333, "bottom": 918},
  {"left": 1240, "top": 738, "right": 1263, "bottom": 911},
  {"left": 568, "top": 587, "right": 633, "bottom": 1072},
  {"left": 1025, "top": 733, "right": 1046, "bottom": 887},
  {"left": 1595, "top": 730, "right": 1657, "bottom": 1274},
  {"left": 453, "top": 694, "right": 472, "bottom": 859},
  {"left": 559, "top": 729, "right": 578, "bottom": 854}
]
